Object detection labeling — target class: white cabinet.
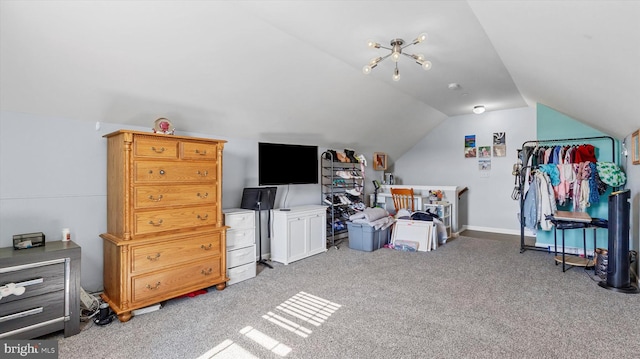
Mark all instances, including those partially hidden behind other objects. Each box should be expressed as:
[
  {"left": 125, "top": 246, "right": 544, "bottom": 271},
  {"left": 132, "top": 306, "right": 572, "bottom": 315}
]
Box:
[
  {"left": 271, "top": 205, "right": 327, "bottom": 265},
  {"left": 424, "top": 202, "right": 451, "bottom": 238},
  {"left": 224, "top": 208, "right": 256, "bottom": 285}
]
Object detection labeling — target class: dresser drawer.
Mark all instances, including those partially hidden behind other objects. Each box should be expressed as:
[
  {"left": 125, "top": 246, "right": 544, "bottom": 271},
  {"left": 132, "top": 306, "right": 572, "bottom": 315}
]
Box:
[
  {"left": 0, "top": 291, "right": 65, "bottom": 335},
  {"left": 134, "top": 184, "right": 216, "bottom": 209},
  {"left": 227, "top": 245, "right": 255, "bottom": 268},
  {"left": 134, "top": 207, "right": 217, "bottom": 235},
  {"left": 0, "top": 262, "right": 65, "bottom": 305},
  {"left": 131, "top": 233, "right": 221, "bottom": 273},
  {"left": 227, "top": 261, "right": 256, "bottom": 285},
  {"left": 225, "top": 211, "right": 255, "bottom": 229},
  {"left": 132, "top": 258, "right": 223, "bottom": 303},
  {"left": 133, "top": 136, "right": 179, "bottom": 159},
  {"left": 134, "top": 161, "right": 216, "bottom": 184},
  {"left": 181, "top": 142, "right": 219, "bottom": 161},
  {"left": 227, "top": 228, "right": 255, "bottom": 250}
]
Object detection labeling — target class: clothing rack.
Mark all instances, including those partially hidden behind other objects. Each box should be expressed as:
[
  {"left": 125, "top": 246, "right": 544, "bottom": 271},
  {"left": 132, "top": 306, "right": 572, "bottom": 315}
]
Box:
[{"left": 517, "top": 135, "right": 616, "bottom": 253}]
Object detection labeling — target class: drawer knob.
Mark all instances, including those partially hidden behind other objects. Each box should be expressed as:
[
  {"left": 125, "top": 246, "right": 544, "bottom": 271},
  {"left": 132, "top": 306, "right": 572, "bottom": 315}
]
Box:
[
  {"left": 148, "top": 169, "right": 166, "bottom": 175},
  {"left": 148, "top": 219, "right": 164, "bottom": 226},
  {"left": 201, "top": 243, "right": 212, "bottom": 250},
  {"left": 197, "top": 170, "right": 208, "bottom": 177},
  {"left": 195, "top": 149, "right": 207, "bottom": 155},
  {"left": 197, "top": 192, "right": 209, "bottom": 199},
  {"left": 146, "top": 282, "right": 161, "bottom": 290},
  {"left": 197, "top": 214, "right": 209, "bottom": 221},
  {"left": 151, "top": 146, "right": 165, "bottom": 153},
  {"left": 146, "top": 253, "right": 161, "bottom": 261},
  {"left": 148, "top": 194, "right": 163, "bottom": 202},
  {"left": 201, "top": 268, "right": 213, "bottom": 276}
]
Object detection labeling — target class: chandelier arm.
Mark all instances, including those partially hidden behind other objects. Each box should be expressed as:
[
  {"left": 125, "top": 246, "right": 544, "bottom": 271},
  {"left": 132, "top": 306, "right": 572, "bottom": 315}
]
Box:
[
  {"left": 401, "top": 52, "right": 418, "bottom": 59},
  {"left": 376, "top": 45, "right": 393, "bottom": 51},
  {"left": 400, "top": 43, "right": 417, "bottom": 50},
  {"left": 378, "top": 53, "right": 393, "bottom": 62}
]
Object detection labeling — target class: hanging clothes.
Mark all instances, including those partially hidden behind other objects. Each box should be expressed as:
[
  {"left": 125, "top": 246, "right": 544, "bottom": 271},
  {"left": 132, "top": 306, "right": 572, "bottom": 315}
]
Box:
[{"left": 574, "top": 144, "right": 597, "bottom": 163}]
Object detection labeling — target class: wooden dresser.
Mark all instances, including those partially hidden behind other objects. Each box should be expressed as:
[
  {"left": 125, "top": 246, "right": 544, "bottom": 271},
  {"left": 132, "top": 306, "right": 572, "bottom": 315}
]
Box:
[{"left": 100, "top": 130, "right": 227, "bottom": 322}]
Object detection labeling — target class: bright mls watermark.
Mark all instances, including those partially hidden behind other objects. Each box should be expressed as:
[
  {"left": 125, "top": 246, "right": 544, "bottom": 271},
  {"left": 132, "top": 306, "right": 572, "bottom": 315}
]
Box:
[{"left": 1, "top": 340, "right": 58, "bottom": 358}]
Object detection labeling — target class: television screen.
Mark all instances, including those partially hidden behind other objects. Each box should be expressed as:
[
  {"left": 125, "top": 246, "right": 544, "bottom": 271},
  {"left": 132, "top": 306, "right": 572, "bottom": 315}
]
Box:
[{"left": 259, "top": 142, "right": 318, "bottom": 185}]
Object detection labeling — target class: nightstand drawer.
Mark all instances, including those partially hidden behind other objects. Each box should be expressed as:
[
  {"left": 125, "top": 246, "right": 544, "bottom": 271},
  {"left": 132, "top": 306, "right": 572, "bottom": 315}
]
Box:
[
  {"left": 0, "top": 262, "right": 65, "bottom": 305},
  {"left": 0, "top": 291, "right": 65, "bottom": 336},
  {"left": 226, "top": 228, "right": 255, "bottom": 250},
  {"left": 227, "top": 262, "right": 256, "bottom": 285},
  {"left": 225, "top": 211, "right": 255, "bottom": 229},
  {"left": 227, "top": 245, "right": 255, "bottom": 268}
]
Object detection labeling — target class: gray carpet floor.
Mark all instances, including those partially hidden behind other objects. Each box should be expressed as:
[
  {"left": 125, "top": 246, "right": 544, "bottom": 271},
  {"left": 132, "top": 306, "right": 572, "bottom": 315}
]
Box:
[{"left": 46, "top": 234, "right": 640, "bottom": 359}]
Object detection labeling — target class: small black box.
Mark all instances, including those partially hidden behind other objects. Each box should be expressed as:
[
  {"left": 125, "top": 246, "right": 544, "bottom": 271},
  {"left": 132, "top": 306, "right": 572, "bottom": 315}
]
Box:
[{"left": 13, "top": 232, "right": 46, "bottom": 250}]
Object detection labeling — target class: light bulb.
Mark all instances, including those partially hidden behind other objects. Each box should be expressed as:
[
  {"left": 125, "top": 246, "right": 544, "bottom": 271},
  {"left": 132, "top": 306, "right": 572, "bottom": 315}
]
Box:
[
  {"left": 415, "top": 53, "right": 425, "bottom": 61},
  {"left": 391, "top": 52, "right": 401, "bottom": 62},
  {"left": 367, "top": 39, "right": 379, "bottom": 48},
  {"left": 473, "top": 105, "right": 486, "bottom": 114},
  {"left": 416, "top": 32, "right": 428, "bottom": 43},
  {"left": 362, "top": 65, "right": 372, "bottom": 75},
  {"left": 422, "top": 60, "right": 432, "bottom": 70},
  {"left": 370, "top": 57, "right": 382, "bottom": 65},
  {"left": 393, "top": 68, "right": 400, "bottom": 81}
]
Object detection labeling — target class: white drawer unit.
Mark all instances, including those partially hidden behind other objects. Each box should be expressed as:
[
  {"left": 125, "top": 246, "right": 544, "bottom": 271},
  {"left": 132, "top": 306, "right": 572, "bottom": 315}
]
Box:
[{"left": 224, "top": 208, "right": 256, "bottom": 285}]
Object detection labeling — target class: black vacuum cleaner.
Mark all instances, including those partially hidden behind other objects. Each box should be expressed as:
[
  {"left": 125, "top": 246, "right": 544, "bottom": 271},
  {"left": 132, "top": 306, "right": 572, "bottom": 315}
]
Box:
[{"left": 598, "top": 189, "right": 639, "bottom": 294}]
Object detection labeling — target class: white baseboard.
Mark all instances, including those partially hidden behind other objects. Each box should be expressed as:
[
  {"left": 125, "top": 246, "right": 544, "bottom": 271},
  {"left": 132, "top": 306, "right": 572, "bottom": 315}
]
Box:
[{"left": 463, "top": 225, "right": 536, "bottom": 237}]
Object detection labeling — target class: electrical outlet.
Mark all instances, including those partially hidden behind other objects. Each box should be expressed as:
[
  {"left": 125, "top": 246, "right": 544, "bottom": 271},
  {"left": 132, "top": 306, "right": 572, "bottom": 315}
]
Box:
[{"left": 80, "top": 287, "right": 95, "bottom": 310}]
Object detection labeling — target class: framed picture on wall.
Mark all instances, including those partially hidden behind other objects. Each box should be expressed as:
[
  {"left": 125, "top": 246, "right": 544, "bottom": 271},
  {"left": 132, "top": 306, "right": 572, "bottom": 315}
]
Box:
[
  {"left": 632, "top": 129, "right": 640, "bottom": 165},
  {"left": 373, "top": 152, "right": 388, "bottom": 170}
]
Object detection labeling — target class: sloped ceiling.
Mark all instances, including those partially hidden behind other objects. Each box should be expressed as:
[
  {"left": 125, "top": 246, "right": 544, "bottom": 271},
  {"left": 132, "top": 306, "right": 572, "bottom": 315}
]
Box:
[{"left": 1, "top": 1, "right": 638, "bottom": 159}]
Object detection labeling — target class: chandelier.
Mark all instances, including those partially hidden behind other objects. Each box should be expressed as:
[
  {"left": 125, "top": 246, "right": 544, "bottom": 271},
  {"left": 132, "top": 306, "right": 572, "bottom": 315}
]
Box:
[{"left": 362, "top": 33, "right": 432, "bottom": 81}]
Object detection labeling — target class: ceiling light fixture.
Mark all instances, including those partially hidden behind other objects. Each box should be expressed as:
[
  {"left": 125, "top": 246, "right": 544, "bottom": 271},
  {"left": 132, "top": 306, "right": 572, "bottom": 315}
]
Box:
[
  {"left": 473, "top": 105, "right": 486, "bottom": 114},
  {"left": 362, "top": 33, "right": 432, "bottom": 81}
]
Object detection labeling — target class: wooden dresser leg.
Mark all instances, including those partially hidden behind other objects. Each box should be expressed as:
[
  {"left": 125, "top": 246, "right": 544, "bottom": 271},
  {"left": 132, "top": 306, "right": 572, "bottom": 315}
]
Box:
[
  {"left": 118, "top": 312, "right": 132, "bottom": 322},
  {"left": 216, "top": 282, "right": 226, "bottom": 291}
]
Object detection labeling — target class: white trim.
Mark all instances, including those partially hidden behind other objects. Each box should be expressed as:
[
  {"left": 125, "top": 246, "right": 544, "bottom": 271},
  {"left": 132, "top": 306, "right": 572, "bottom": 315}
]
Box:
[{"left": 463, "top": 225, "right": 536, "bottom": 237}]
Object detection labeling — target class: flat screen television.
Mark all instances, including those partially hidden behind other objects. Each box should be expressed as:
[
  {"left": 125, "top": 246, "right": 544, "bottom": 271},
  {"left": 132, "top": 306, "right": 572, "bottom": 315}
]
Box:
[{"left": 259, "top": 142, "right": 318, "bottom": 185}]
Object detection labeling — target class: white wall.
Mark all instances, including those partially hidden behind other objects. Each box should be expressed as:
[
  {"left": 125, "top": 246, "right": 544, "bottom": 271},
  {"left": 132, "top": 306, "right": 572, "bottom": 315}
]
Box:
[
  {"left": 393, "top": 106, "right": 536, "bottom": 234},
  {"left": 0, "top": 111, "right": 321, "bottom": 292}
]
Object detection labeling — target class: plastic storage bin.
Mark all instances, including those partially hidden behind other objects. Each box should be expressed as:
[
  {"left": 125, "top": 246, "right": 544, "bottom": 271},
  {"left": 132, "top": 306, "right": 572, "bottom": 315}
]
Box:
[{"left": 347, "top": 222, "right": 389, "bottom": 251}]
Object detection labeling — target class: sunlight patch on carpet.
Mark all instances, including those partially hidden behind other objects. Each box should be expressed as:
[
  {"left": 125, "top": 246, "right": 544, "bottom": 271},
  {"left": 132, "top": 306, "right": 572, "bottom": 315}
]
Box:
[
  {"left": 275, "top": 291, "right": 341, "bottom": 327},
  {"left": 263, "top": 311, "right": 313, "bottom": 338},
  {"left": 196, "top": 291, "right": 341, "bottom": 358},
  {"left": 240, "top": 326, "right": 292, "bottom": 356},
  {"left": 195, "top": 339, "right": 258, "bottom": 359}
]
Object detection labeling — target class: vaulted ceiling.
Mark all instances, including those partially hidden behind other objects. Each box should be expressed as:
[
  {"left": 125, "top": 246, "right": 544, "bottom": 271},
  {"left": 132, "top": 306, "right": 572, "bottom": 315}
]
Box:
[{"left": 1, "top": 1, "right": 638, "bottom": 158}]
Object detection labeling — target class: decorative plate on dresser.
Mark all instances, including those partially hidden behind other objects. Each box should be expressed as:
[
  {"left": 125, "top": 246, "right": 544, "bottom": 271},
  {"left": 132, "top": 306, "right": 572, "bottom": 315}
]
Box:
[{"left": 100, "top": 130, "right": 228, "bottom": 322}]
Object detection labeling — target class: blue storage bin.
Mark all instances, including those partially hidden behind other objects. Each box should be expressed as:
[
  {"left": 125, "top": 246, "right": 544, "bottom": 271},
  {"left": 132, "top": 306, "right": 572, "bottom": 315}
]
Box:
[{"left": 347, "top": 222, "right": 389, "bottom": 251}]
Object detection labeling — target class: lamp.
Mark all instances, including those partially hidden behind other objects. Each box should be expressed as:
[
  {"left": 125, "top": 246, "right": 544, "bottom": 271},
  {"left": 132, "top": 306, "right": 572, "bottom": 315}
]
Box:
[
  {"left": 473, "top": 105, "right": 486, "bottom": 114},
  {"left": 362, "top": 33, "right": 432, "bottom": 81}
]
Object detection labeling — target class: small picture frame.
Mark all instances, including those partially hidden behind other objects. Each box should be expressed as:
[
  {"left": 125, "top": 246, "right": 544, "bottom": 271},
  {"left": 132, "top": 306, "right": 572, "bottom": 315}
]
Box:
[
  {"left": 373, "top": 152, "right": 387, "bottom": 171},
  {"left": 632, "top": 129, "right": 640, "bottom": 165}
]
